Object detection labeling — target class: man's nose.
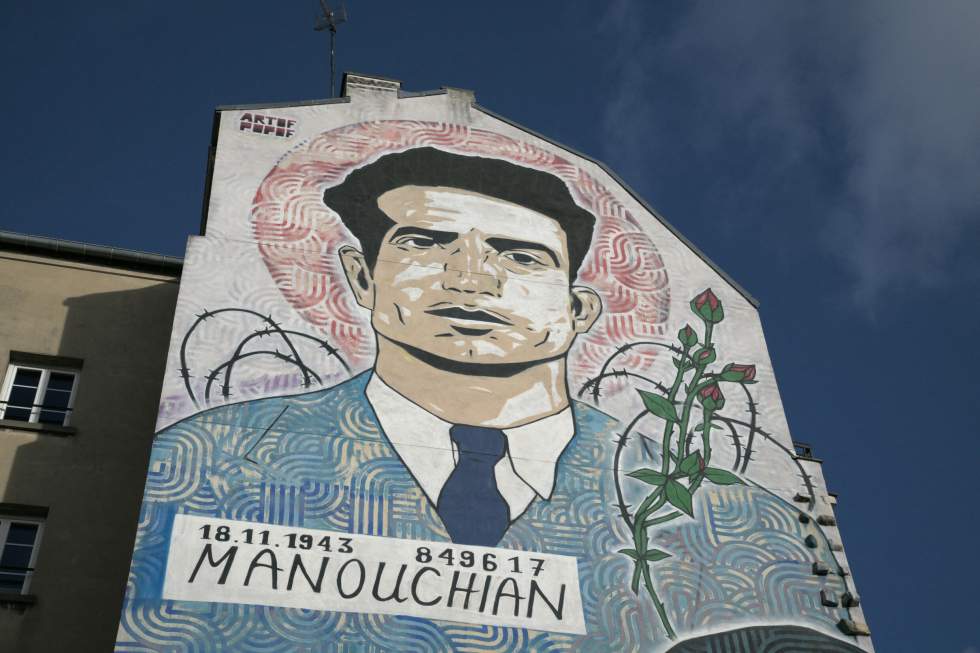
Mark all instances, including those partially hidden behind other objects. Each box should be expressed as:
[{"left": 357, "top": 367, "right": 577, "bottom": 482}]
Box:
[{"left": 441, "top": 237, "right": 503, "bottom": 296}]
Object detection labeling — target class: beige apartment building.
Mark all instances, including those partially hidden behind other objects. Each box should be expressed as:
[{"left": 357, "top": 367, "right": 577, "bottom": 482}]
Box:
[{"left": 0, "top": 231, "right": 181, "bottom": 651}]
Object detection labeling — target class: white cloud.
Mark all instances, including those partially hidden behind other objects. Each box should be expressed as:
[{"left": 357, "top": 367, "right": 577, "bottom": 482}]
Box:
[
  {"left": 836, "top": 0, "right": 980, "bottom": 301},
  {"left": 600, "top": 0, "right": 980, "bottom": 304}
]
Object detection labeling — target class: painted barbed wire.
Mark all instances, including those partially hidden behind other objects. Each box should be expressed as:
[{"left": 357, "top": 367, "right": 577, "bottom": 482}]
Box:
[
  {"left": 178, "top": 308, "right": 350, "bottom": 408},
  {"left": 578, "top": 288, "right": 815, "bottom": 640}
]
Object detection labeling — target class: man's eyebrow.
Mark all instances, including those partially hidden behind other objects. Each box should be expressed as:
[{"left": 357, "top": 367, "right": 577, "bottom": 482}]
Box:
[
  {"left": 387, "top": 226, "right": 457, "bottom": 244},
  {"left": 485, "top": 237, "right": 560, "bottom": 266}
]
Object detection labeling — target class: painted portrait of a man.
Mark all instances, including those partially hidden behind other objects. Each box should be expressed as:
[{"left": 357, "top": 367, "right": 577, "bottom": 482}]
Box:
[
  {"left": 326, "top": 147, "right": 602, "bottom": 546},
  {"left": 117, "top": 114, "right": 867, "bottom": 652}
]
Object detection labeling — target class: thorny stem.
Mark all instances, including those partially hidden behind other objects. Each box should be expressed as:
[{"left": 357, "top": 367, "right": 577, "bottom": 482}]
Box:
[
  {"left": 711, "top": 414, "right": 816, "bottom": 506},
  {"left": 677, "top": 377, "right": 717, "bottom": 460},
  {"left": 631, "top": 492, "right": 675, "bottom": 640},
  {"left": 587, "top": 341, "right": 695, "bottom": 403},
  {"left": 720, "top": 419, "right": 743, "bottom": 471},
  {"left": 204, "top": 350, "right": 322, "bottom": 403},
  {"left": 614, "top": 411, "right": 649, "bottom": 531},
  {"left": 634, "top": 491, "right": 665, "bottom": 530},
  {"left": 615, "top": 408, "right": 677, "bottom": 640},
  {"left": 701, "top": 407, "right": 714, "bottom": 467},
  {"left": 659, "top": 343, "right": 692, "bottom": 476},
  {"left": 737, "top": 382, "right": 759, "bottom": 474},
  {"left": 181, "top": 308, "right": 312, "bottom": 407},
  {"left": 677, "top": 325, "right": 715, "bottom": 458},
  {"left": 223, "top": 328, "right": 350, "bottom": 393},
  {"left": 643, "top": 511, "right": 682, "bottom": 528},
  {"left": 642, "top": 559, "right": 677, "bottom": 640}
]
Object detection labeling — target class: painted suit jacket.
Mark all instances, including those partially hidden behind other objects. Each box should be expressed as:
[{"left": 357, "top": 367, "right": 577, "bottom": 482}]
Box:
[{"left": 118, "top": 372, "right": 862, "bottom": 652}]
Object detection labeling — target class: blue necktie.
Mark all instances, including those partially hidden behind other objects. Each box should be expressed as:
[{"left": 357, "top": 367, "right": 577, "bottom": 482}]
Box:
[{"left": 436, "top": 424, "right": 510, "bottom": 546}]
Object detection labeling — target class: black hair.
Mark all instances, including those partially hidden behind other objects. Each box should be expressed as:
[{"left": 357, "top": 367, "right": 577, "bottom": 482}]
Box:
[{"left": 322, "top": 147, "right": 596, "bottom": 279}]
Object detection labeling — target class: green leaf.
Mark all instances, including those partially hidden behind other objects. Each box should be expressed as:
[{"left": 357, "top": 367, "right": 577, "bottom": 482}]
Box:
[
  {"left": 704, "top": 467, "right": 742, "bottom": 485},
  {"left": 643, "top": 549, "right": 672, "bottom": 562},
  {"left": 637, "top": 390, "right": 679, "bottom": 422},
  {"left": 665, "top": 479, "right": 695, "bottom": 517},
  {"left": 627, "top": 469, "right": 668, "bottom": 486},
  {"left": 619, "top": 548, "right": 640, "bottom": 560},
  {"left": 672, "top": 357, "right": 694, "bottom": 371},
  {"left": 678, "top": 452, "right": 702, "bottom": 476}
]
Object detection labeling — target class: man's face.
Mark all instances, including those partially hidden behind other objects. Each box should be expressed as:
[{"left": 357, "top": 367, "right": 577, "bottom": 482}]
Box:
[{"left": 341, "top": 185, "right": 601, "bottom": 367}]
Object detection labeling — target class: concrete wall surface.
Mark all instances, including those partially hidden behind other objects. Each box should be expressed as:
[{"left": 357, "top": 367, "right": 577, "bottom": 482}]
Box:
[{"left": 0, "top": 250, "right": 179, "bottom": 652}]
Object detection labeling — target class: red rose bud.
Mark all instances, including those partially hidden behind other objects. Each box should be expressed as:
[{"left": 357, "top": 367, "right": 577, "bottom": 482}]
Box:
[
  {"left": 690, "top": 288, "right": 725, "bottom": 324},
  {"left": 678, "top": 324, "right": 699, "bottom": 348},
  {"left": 720, "top": 363, "right": 757, "bottom": 383},
  {"left": 693, "top": 346, "right": 716, "bottom": 367},
  {"left": 698, "top": 383, "right": 725, "bottom": 411}
]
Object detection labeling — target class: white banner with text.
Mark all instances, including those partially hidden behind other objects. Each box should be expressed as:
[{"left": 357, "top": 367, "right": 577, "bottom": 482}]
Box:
[{"left": 162, "top": 515, "right": 587, "bottom": 634}]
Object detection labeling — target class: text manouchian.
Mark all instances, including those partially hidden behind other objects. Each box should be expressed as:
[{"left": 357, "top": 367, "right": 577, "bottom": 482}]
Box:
[
  {"left": 188, "top": 544, "right": 567, "bottom": 619},
  {"left": 162, "top": 516, "right": 587, "bottom": 635}
]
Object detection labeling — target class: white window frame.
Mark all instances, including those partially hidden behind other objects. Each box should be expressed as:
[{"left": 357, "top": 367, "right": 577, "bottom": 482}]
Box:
[
  {"left": 0, "top": 516, "right": 44, "bottom": 595},
  {"left": 0, "top": 364, "right": 79, "bottom": 427}
]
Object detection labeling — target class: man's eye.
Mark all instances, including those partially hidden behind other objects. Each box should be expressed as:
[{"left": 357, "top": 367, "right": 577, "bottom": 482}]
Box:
[
  {"left": 393, "top": 235, "right": 436, "bottom": 248},
  {"left": 502, "top": 250, "right": 545, "bottom": 266}
]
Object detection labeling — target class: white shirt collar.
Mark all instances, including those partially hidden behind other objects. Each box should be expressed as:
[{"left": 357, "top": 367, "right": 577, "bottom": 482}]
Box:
[
  {"left": 365, "top": 373, "right": 575, "bottom": 514},
  {"left": 503, "top": 406, "right": 576, "bottom": 499}
]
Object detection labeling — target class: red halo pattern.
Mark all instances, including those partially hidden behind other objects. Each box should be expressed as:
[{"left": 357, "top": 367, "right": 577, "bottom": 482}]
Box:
[{"left": 251, "top": 120, "right": 670, "bottom": 392}]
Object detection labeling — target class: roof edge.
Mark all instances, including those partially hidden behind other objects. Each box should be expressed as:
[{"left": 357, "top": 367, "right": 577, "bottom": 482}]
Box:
[
  {"left": 215, "top": 96, "right": 351, "bottom": 112},
  {"left": 0, "top": 230, "right": 182, "bottom": 276},
  {"left": 472, "top": 103, "right": 760, "bottom": 309},
  {"left": 207, "top": 80, "right": 758, "bottom": 308}
]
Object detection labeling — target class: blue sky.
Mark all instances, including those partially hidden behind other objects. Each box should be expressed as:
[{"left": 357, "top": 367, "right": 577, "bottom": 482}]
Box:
[{"left": 3, "top": 2, "right": 979, "bottom": 650}]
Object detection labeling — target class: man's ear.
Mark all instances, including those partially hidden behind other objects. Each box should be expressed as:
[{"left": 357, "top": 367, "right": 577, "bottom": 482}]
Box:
[
  {"left": 570, "top": 286, "right": 602, "bottom": 334},
  {"left": 338, "top": 245, "right": 375, "bottom": 310}
]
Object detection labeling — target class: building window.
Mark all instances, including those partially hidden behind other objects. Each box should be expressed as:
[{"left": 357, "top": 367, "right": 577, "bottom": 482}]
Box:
[
  {"left": 793, "top": 441, "right": 815, "bottom": 459},
  {"left": 0, "top": 517, "right": 43, "bottom": 594},
  {"left": 1, "top": 363, "right": 78, "bottom": 427}
]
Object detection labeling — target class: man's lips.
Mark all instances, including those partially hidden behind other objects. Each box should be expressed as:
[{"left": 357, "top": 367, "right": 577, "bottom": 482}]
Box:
[{"left": 425, "top": 306, "right": 512, "bottom": 325}]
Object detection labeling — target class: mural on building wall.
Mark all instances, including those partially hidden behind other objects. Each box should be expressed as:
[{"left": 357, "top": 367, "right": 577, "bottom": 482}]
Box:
[{"left": 117, "top": 117, "right": 866, "bottom": 651}]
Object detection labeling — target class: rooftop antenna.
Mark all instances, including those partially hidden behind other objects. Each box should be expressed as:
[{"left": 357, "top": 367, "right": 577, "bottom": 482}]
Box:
[{"left": 314, "top": 0, "right": 348, "bottom": 97}]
